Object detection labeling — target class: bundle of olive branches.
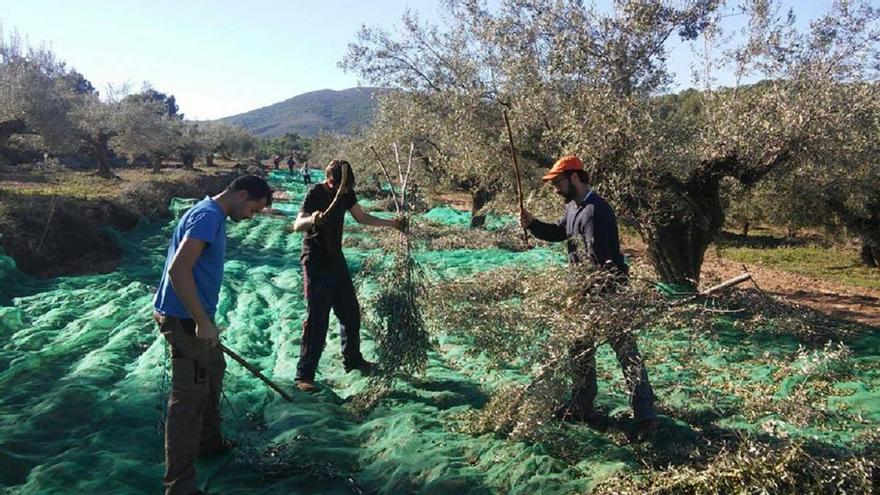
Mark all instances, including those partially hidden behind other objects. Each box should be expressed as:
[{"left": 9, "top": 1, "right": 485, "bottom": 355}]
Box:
[
  {"left": 350, "top": 144, "right": 432, "bottom": 414},
  {"left": 428, "top": 256, "right": 667, "bottom": 445}
]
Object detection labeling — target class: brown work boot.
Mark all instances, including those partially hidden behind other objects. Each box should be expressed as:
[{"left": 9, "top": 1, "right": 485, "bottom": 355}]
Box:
[
  {"left": 295, "top": 379, "right": 319, "bottom": 393},
  {"left": 344, "top": 358, "right": 375, "bottom": 376}
]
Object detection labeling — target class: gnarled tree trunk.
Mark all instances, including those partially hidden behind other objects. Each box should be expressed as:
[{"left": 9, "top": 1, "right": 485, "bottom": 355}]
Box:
[
  {"left": 860, "top": 241, "right": 879, "bottom": 267},
  {"left": 826, "top": 198, "right": 879, "bottom": 268},
  {"left": 637, "top": 160, "right": 733, "bottom": 290},
  {"left": 0, "top": 119, "right": 28, "bottom": 149},
  {"left": 151, "top": 155, "right": 162, "bottom": 173},
  {"left": 86, "top": 134, "right": 116, "bottom": 179}
]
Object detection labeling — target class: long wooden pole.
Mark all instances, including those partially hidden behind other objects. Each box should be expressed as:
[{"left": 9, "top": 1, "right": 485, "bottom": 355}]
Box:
[
  {"left": 220, "top": 344, "right": 293, "bottom": 402},
  {"left": 369, "top": 145, "right": 402, "bottom": 216},
  {"left": 321, "top": 162, "right": 350, "bottom": 221},
  {"left": 502, "top": 109, "right": 529, "bottom": 243}
]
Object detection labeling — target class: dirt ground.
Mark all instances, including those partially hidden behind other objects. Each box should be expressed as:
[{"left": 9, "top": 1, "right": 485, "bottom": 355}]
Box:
[
  {"left": 619, "top": 236, "right": 880, "bottom": 328},
  {"left": 700, "top": 250, "right": 880, "bottom": 328}
]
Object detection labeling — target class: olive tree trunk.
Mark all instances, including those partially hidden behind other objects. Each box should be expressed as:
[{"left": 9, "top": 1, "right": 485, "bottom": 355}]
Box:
[
  {"left": 636, "top": 159, "right": 735, "bottom": 290},
  {"left": 86, "top": 134, "right": 116, "bottom": 179},
  {"left": 470, "top": 188, "right": 493, "bottom": 229},
  {"left": 151, "top": 155, "right": 162, "bottom": 173}
]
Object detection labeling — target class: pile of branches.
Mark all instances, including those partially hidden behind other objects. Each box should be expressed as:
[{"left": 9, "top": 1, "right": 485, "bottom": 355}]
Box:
[
  {"left": 592, "top": 435, "right": 878, "bottom": 495},
  {"left": 426, "top": 254, "right": 669, "bottom": 440},
  {"left": 425, "top": 248, "right": 875, "bottom": 470}
]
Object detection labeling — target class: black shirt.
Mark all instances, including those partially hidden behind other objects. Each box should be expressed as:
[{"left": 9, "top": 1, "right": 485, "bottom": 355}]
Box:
[
  {"left": 528, "top": 191, "right": 627, "bottom": 273},
  {"left": 300, "top": 184, "right": 357, "bottom": 267}
]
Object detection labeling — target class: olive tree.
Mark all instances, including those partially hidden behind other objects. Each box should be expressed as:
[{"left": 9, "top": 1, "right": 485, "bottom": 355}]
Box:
[
  {"left": 344, "top": 0, "right": 880, "bottom": 287},
  {"left": 202, "top": 122, "right": 257, "bottom": 165},
  {"left": 0, "top": 31, "right": 79, "bottom": 156},
  {"left": 111, "top": 94, "right": 178, "bottom": 173},
  {"left": 341, "top": 8, "right": 535, "bottom": 228}
]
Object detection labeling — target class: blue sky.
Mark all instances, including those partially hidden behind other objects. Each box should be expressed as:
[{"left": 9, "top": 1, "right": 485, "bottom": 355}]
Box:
[{"left": 0, "top": 1, "right": 831, "bottom": 120}]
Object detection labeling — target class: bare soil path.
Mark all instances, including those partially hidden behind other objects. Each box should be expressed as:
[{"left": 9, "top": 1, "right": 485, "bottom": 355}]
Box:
[{"left": 700, "top": 250, "right": 880, "bottom": 328}]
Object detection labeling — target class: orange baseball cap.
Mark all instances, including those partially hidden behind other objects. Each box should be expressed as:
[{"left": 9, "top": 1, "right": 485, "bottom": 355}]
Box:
[{"left": 542, "top": 155, "right": 584, "bottom": 181}]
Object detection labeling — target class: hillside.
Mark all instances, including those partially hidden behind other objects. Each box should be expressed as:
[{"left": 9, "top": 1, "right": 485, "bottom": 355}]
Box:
[{"left": 217, "top": 87, "right": 382, "bottom": 137}]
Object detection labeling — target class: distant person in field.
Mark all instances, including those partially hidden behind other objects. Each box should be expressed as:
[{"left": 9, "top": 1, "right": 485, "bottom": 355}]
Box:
[
  {"left": 286, "top": 155, "right": 296, "bottom": 174},
  {"left": 519, "top": 155, "right": 658, "bottom": 434},
  {"left": 300, "top": 162, "right": 311, "bottom": 184},
  {"left": 290, "top": 159, "right": 403, "bottom": 392},
  {"left": 272, "top": 154, "right": 281, "bottom": 170},
  {"left": 153, "top": 175, "right": 272, "bottom": 495}
]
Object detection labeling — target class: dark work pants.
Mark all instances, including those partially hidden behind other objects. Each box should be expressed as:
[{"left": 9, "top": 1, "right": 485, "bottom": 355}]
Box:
[
  {"left": 295, "top": 262, "right": 364, "bottom": 381},
  {"left": 155, "top": 313, "right": 226, "bottom": 495},
  {"left": 570, "top": 331, "right": 656, "bottom": 421}
]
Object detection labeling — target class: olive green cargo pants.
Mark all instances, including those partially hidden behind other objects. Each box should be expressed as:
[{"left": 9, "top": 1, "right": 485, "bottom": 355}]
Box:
[{"left": 155, "top": 313, "right": 226, "bottom": 495}]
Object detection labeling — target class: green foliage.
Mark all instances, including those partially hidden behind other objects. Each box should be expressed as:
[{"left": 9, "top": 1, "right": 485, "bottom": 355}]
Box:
[
  {"left": 257, "top": 132, "right": 311, "bottom": 160},
  {"left": 342, "top": 0, "right": 880, "bottom": 284}
]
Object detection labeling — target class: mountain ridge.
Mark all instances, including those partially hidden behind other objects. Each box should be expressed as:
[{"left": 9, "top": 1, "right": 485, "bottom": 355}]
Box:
[{"left": 217, "top": 87, "right": 383, "bottom": 138}]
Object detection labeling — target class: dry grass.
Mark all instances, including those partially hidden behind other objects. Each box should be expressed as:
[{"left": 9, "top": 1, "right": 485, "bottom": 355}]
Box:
[{"left": 0, "top": 160, "right": 241, "bottom": 201}]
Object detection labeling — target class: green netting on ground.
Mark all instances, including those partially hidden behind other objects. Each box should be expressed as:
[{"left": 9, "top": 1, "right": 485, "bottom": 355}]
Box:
[
  {"left": 0, "top": 169, "right": 877, "bottom": 494},
  {"left": 421, "top": 206, "right": 512, "bottom": 231}
]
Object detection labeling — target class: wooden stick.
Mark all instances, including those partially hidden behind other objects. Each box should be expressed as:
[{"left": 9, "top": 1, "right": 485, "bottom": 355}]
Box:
[
  {"left": 369, "top": 145, "right": 401, "bottom": 216},
  {"left": 392, "top": 143, "right": 404, "bottom": 187},
  {"left": 401, "top": 142, "right": 414, "bottom": 210},
  {"left": 321, "top": 162, "right": 350, "bottom": 221},
  {"left": 699, "top": 272, "right": 752, "bottom": 296},
  {"left": 502, "top": 109, "right": 529, "bottom": 243},
  {"left": 220, "top": 344, "right": 293, "bottom": 402},
  {"left": 671, "top": 272, "right": 754, "bottom": 306}
]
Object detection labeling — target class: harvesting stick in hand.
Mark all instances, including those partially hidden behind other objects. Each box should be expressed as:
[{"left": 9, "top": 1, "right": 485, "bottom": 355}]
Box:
[
  {"left": 503, "top": 109, "right": 529, "bottom": 244},
  {"left": 369, "top": 145, "right": 402, "bottom": 216},
  {"left": 319, "top": 161, "right": 350, "bottom": 223},
  {"left": 220, "top": 344, "right": 293, "bottom": 402}
]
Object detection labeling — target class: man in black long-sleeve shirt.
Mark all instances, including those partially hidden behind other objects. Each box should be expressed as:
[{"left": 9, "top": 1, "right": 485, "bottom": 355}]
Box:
[{"left": 520, "top": 155, "right": 658, "bottom": 433}]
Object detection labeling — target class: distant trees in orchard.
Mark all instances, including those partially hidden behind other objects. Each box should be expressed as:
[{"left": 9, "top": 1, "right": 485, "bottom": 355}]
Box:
[{"left": 0, "top": 31, "right": 257, "bottom": 178}]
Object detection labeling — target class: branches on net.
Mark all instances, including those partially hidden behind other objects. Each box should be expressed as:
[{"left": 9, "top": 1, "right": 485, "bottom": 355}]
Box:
[{"left": 351, "top": 143, "right": 432, "bottom": 415}]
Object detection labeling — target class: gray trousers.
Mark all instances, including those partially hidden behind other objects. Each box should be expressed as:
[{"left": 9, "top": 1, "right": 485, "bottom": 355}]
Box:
[
  {"left": 570, "top": 331, "right": 656, "bottom": 421},
  {"left": 155, "top": 313, "right": 226, "bottom": 495}
]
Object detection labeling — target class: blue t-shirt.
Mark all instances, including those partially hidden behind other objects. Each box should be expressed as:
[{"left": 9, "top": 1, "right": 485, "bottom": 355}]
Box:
[{"left": 153, "top": 197, "right": 227, "bottom": 319}]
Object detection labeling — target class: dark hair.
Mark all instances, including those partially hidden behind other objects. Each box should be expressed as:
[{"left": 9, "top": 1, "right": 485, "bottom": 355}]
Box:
[
  {"left": 227, "top": 175, "right": 273, "bottom": 207},
  {"left": 567, "top": 170, "right": 589, "bottom": 185},
  {"left": 326, "top": 159, "right": 356, "bottom": 189}
]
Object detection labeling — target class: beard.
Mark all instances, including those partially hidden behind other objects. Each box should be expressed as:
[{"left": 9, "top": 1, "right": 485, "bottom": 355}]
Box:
[{"left": 556, "top": 182, "right": 577, "bottom": 202}]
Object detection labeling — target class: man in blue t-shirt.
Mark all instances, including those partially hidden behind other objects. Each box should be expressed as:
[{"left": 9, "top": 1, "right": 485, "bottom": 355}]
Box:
[{"left": 153, "top": 175, "right": 272, "bottom": 495}]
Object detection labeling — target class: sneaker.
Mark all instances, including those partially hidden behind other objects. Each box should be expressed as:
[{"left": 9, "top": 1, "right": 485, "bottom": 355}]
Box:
[
  {"left": 295, "top": 379, "right": 319, "bottom": 393},
  {"left": 344, "top": 358, "right": 375, "bottom": 376},
  {"left": 198, "top": 438, "right": 236, "bottom": 458}
]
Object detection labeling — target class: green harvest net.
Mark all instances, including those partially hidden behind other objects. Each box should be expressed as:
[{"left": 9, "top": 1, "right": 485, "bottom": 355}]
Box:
[{"left": 0, "top": 169, "right": 878, "bottom": 494}]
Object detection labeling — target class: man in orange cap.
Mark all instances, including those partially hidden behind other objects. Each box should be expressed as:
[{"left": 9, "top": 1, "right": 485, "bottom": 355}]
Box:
[{"left": 520, "top": 155, "right": 658, "bottom": 434}]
